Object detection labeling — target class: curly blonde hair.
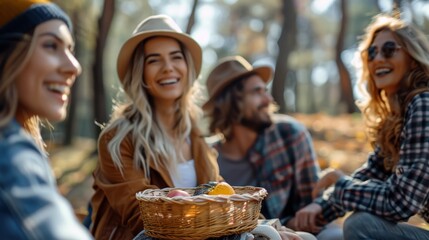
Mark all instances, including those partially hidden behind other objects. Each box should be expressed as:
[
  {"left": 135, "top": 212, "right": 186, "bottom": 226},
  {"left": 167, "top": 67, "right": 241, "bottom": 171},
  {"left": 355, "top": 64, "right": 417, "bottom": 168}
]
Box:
[
  {"left": 101, "top": 38, "right": 201, "bottom": 178},
  {"left": 356, "top": 14, "right": 429, "bottom": 171}
]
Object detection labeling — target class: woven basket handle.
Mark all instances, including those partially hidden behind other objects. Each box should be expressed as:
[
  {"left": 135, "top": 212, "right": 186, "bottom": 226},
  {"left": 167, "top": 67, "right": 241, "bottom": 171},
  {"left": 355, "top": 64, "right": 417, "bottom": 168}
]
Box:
[{"left": 251, "top": 225, "right": 282, "bottom": 240}]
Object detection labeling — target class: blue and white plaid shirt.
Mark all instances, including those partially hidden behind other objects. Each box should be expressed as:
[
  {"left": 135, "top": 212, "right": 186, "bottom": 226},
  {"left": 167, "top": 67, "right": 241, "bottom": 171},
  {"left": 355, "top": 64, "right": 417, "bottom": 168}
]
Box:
[{"left": 316, "top": 92, "right": 429, "bottom": 223}]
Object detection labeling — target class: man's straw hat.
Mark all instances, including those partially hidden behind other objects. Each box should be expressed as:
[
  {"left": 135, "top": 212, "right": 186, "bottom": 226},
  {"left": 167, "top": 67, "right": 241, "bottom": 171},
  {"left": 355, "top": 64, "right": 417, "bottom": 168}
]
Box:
[
  {"left": 203, "top": 56, "right": 272, "bottom": 110},
  {"left": 116, "top": 14, "right": 202, "bottom": 82}
]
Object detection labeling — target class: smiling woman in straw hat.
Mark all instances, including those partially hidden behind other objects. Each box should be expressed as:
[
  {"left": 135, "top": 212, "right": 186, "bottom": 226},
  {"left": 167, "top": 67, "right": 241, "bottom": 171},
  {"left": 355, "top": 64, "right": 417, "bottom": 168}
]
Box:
[
  {"left": 0, "top": 0, "right": 92, "bottom": 239},
  {"left": 90, "top": 15, "right": 222, "bottom": 239}
]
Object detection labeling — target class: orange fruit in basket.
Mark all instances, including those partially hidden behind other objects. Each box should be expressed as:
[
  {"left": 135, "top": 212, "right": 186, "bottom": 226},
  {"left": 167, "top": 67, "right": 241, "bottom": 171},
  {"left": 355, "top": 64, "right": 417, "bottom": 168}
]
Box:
[{"left": 208, "top": 182, "right": 235, "bottom": 195}]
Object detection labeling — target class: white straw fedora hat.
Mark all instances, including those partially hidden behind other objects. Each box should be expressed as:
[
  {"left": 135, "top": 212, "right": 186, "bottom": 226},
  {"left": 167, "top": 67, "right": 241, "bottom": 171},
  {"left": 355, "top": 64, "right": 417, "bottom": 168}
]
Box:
[
  {"left": 116, "top": 14, "right": 202, "bottom": 82},
  {"left": 203, "top": 56, "right": 272, "bottom": 110}
]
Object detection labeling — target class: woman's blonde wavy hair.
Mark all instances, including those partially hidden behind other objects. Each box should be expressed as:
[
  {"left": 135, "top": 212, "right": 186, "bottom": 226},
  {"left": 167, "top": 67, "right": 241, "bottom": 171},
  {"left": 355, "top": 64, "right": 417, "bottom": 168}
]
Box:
[
  {"left": 0, "top": 34, "right": 45, "bottom": 150},
  {"left": 101, "top": 37, "right": 201, "bottom": 178},
  {"left": 356, "top": 14, "right": 429, "bottom": 171}
]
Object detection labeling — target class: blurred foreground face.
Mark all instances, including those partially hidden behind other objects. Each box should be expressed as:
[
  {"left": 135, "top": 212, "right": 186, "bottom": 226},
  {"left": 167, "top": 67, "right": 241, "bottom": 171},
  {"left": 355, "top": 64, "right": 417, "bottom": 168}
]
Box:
[
  {"left": 240, "top": 75, "right": 273, "bottom": 132},
  {"left": 15, "top": 20, "right": 81, "bottom": 122},
  {"left": 368, "top": 30, "right": 413, "bottom": 95},
  {"left": 143, "top": 37, "right": 188, "bottom": 104}
]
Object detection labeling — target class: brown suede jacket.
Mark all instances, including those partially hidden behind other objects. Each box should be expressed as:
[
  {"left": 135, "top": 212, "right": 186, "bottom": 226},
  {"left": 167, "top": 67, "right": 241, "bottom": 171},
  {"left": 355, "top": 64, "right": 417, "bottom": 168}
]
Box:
[{"left": 90, "top": 126, "right": 222, "bottom": 240}]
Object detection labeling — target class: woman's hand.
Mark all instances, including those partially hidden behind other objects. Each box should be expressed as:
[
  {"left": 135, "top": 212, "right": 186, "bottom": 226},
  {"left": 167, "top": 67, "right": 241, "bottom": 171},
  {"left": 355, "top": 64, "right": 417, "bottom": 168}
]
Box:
[
  {"left": 312, "top": 168, "right": 344, "bottom": 199},
  {"left": 294, "top": 203, "right": 323, "bottom": 233}
]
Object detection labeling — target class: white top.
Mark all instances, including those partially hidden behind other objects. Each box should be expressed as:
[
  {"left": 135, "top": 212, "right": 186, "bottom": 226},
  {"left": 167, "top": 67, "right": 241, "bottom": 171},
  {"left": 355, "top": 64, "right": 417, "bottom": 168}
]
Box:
[{"left": 171, "top": 159, "right": 197, "bottom": 188}]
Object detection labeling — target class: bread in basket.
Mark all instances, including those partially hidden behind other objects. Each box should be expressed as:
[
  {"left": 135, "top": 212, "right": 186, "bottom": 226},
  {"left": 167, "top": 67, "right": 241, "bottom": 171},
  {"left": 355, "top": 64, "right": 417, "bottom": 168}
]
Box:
[{"left": 135, "top": 186, "right": 267, "bottom": 240}]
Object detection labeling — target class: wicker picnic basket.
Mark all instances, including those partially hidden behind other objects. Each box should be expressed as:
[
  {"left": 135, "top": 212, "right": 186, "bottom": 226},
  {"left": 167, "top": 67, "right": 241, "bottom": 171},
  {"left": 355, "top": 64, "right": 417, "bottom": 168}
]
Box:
[{"left": 135, "top": 186, "right": 267, "bottom": 240}]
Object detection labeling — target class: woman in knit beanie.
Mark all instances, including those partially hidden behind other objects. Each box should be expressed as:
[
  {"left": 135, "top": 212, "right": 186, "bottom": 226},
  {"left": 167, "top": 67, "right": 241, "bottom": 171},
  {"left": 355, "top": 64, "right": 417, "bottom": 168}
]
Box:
[{"left": 0, "top": 1, "right": 92, "bottom": 239}]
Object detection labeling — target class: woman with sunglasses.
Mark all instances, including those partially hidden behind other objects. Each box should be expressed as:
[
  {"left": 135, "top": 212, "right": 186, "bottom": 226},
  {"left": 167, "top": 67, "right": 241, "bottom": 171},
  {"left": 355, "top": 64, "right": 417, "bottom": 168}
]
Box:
[{"left": 294, "top": 14, "right": 429, "bottom": 239}]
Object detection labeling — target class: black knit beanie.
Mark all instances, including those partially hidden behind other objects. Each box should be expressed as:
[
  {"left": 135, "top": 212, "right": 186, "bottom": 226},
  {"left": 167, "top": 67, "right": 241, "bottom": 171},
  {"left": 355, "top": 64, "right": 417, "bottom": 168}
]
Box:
[{"left": 0, "top": 0, "right": 72, "bottom": 38}]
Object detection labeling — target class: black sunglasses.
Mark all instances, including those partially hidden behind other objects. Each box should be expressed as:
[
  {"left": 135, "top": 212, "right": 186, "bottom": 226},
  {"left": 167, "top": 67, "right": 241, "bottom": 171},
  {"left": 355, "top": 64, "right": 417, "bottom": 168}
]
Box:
[{"left": 367, "top": 41, "right": 402, "bottom": 61}]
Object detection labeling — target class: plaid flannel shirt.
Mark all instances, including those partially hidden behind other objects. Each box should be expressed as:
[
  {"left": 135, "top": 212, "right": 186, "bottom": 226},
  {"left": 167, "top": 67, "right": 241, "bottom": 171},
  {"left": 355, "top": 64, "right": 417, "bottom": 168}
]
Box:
[
  {"left": 216, "top": 114, "right": 320, "bottom": 225},
  {"left": 315, "top": 92, "right": 429, "bottom": 223}
]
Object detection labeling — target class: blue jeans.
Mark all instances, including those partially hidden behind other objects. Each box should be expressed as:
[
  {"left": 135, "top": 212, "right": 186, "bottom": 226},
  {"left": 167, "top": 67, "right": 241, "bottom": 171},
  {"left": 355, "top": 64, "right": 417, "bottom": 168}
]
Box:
[
  {"left": 317, "top": 222, "right": 343, "bottom": 240},
  {"left": 344, "top": 212, "right": 429, "bottom": 240}
]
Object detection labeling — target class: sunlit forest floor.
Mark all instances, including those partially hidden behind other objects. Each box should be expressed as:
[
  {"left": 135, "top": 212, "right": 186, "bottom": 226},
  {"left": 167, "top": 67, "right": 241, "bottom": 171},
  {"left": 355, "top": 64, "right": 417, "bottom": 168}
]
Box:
[{"left": 49, "top": 113, "right": 428, "bottom": 229}]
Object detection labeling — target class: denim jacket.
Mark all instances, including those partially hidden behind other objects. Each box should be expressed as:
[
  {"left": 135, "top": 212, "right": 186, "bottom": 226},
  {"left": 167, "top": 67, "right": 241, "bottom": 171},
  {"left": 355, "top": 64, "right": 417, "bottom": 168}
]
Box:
[{"left": 0, "top": 120, "right": 92, "bottom": 240}]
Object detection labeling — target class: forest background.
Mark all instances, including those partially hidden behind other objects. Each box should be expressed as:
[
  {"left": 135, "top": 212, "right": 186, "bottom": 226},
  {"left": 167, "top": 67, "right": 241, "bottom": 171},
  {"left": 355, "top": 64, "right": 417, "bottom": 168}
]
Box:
[{"left": 46, "top": 0, "right": 429, "bottom": 228}]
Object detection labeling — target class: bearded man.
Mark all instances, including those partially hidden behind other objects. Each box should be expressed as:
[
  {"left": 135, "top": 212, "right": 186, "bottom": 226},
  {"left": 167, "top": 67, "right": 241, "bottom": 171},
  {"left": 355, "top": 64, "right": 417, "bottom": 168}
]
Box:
[{"left": 202, "top": 56, "right": 343, "bottom": 240}]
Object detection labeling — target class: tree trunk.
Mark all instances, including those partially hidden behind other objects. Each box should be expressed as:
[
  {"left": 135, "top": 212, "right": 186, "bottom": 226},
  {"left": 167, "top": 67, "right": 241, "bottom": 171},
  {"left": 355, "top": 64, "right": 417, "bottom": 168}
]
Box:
[
  {"left": 336, "top": 0, "right": 356, "bottom": 113},
  {"left": 92, "top": 0, "right": 115, "bottom": 138},
  {"left": 63, "top": 10, "right": 80, "bottom": 146},
  {"left": 393, "top": 0, "right": 401, "bottom": 8},
  {"left": 272, "top": 0, "right": 297, "bottom": 113},
  {"left": 186, "top": 0, "right": 199, "bottom": 34}
]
